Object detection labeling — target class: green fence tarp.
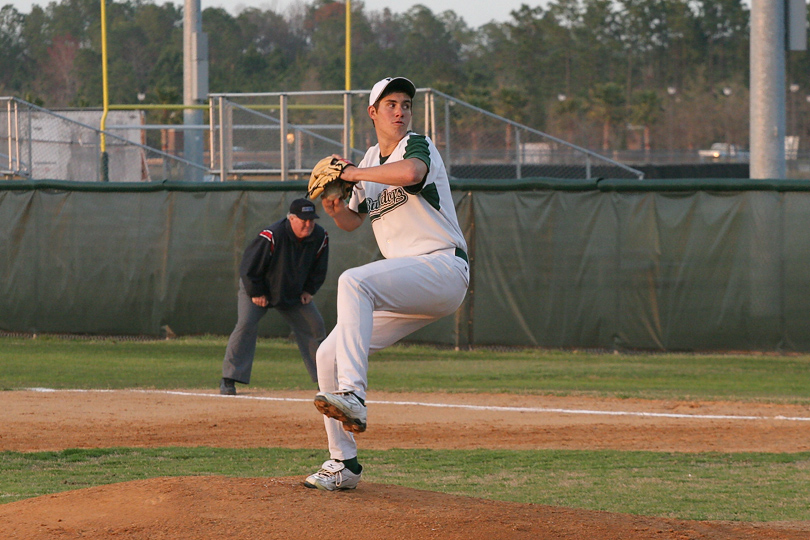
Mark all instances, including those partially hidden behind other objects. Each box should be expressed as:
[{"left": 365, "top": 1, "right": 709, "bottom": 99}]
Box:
[
  {"left": 2, "top": 179, "right": 810, "bottom": 351},
  {"left": 468, "top": 189, "right": 801, "bottom": 350}
]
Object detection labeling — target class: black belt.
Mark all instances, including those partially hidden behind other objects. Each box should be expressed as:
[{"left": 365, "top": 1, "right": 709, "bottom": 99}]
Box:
[{"left": 454, "top": 247, "right": 468, "bottom": 263}]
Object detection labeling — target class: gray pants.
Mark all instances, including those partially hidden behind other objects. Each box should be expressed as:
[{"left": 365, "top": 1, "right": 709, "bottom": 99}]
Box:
[{"left": 222, "top": 281, "right": 325, "bottom": 384}]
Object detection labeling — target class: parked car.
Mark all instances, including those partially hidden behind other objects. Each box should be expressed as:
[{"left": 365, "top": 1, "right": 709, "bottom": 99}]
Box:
[{"left": 698, "top": 143, "right": 750, "bottom": 162}]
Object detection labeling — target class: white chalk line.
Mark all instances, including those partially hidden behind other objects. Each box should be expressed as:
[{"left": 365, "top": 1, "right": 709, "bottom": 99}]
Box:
[{"left": 25, "top": 387, "right": 810, "bottom": 422}]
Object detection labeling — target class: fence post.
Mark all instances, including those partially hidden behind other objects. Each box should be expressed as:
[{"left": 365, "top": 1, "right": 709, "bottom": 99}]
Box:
[
  {"left": 515, "top": 126, "right": 522, "bottom": 179},
  {"left": 26, "top": 102, "right": 32, "bottom": 176},
  {"left": 444, "top": 98, "right": 452, "bottom": 176},
  {"left": 13, "top": 100, "right": 19, "bottom": 172},
  {"left": 343, "top": 92, "right": 351, "bottom": 158},
  {"left": 280, "top": 94, "right": 288, "bottom": 181},
  {"left": 5, "top": 100, "right": 11, "bottom": 172},
  {"left": 8, "top": 101, "right": 22, "bottom": 171},
  {"left": 423, "top": 91, "right": 430, "bottom": 137},
  {"left": 453, "top": 190, "right": 475, "bottom": 350},
  {"left": 428, "top": 90, "right": 436, "bottom": 144},
  {"left": 208, "top": 96, "right": 216, "bottom": 178},
  {"left": 466, "top": 190, "right": 475, "bottom": 349},
  {"left": 100, "top": 148, "right": 109, "bottom": 182},
  {"left": 96, "top": 132, "right": 101, "bottom": 181},
  {"left": 218, "top": 97, "right": 232, "bottom": 181},
  {"left": 295, "top": 129, "right": 303, "bottom": 170}
]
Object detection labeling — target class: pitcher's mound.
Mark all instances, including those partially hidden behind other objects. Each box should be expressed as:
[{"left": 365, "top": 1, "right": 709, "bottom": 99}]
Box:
[{"left": 0, "top": 476, "right": 804, "bottom": 540}]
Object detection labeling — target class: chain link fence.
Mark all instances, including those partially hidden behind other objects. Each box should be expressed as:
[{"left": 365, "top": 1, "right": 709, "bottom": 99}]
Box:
[
  {"left": 208, "top": 89, "right": 644, "bottom": 181},
  {"left": 3, "top": 92, "right": 644, "bottom": 182},
  {"left": 1, "top": 97, "right": 207, "bottom": 182},
  {"left": 209, "top": 92, "right": 351, "bottom": 181}
]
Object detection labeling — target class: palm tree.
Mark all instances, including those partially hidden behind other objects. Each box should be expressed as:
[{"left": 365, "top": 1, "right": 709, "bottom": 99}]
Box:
[
  {"left": 629, "top": 90, "right": 663, "bottom": 152},
  {"left": 586, "top": 82, "right": 626, "bottom": 151}
]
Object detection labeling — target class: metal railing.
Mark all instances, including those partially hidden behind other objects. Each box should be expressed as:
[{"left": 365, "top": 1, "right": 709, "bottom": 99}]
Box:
[
  {"left": 1, "top": 98, "right": 27, "bottom": 178},
  {"left": 208, "top": 89, "right": 645, "bottom": 181},
  {"left": 0, "top": 97, "right": 208, "bottom": 181},
  {"left": 4, "top": 91, "right": 646, "bottom": 182}
]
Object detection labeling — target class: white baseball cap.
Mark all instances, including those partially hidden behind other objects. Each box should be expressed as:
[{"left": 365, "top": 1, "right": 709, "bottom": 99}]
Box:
[{"left": 368, "top": 77, "right": 416, "bottom": 106}]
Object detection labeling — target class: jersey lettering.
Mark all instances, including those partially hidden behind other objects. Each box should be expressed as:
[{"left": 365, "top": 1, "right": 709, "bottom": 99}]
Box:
[{"left": 366, "top": 187, "right": 408, "bottom": 221}]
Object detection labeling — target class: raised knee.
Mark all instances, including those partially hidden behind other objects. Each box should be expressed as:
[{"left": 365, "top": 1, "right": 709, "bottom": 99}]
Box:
[
  {"left": 338, "top": 269, "right": 375, "bottom": 300},
  {"left": 337, "top": 270, "right": 360, "bottom": 290}
]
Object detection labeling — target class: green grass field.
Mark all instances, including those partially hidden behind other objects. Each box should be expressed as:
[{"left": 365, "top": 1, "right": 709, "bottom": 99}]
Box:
[{"left": 1, "top": 334, "right": 809, "bottom": 522}]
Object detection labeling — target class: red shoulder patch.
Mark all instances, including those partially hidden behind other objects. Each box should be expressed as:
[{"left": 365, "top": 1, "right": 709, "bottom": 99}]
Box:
[
  {"left": 259, "top": 230, "right": 275, "bottom": 253},
  {"left": 316, "top": 232, "right": 328, "bottom": 258}
]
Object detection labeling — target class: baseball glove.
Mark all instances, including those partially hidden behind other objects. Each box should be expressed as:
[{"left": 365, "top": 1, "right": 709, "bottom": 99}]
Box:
[{"left": 308, "top": 156, "right": 355, "bottom": 201}]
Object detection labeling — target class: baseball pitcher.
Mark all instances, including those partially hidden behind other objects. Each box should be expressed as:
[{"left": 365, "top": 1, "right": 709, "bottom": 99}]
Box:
[{"left": 304, "top": 77, "right": 469, "bottom": 491}]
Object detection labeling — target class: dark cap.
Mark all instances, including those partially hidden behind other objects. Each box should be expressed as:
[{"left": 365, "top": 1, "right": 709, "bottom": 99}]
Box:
[
  {"left": 289, "top": 198, "right": 319, "bottom": 220},
  {"left": 369, "top": 77, "right": 416, "bottom": 106}
]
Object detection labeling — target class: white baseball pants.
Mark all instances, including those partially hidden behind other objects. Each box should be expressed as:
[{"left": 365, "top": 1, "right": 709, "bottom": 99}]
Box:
[{"left": 316, "top": 248, "right": 469, "bottom": 460}]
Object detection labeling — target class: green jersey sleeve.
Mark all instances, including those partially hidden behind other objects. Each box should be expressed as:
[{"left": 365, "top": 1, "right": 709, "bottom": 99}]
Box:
[{"left": 403, "top": 134, "right": 430, "bottom": 194}]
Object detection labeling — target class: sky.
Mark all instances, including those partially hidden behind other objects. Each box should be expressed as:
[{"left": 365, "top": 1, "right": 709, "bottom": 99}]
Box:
[{"left": 1, "top": 0, "right": 547, "bottom": 28}]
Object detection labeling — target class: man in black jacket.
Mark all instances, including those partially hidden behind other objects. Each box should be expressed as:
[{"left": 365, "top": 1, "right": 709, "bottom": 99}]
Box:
[{"left": 220, "top": 199, "right": 329, "bottom": 395}]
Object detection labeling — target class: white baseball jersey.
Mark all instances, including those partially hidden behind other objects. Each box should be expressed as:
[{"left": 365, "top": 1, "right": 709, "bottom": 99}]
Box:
[
  {"left": 317, "top": 131, "right": 470, "bottom": 461},
  {"left": 347, "top": 132, "right": 467, "bottom": 259}
]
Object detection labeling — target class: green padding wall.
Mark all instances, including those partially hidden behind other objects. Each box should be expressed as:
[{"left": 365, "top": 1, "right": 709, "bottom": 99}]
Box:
[
  {"left": 2, "top": 179, "right": 810, "bottom": 351},
  {"left": 469, "top": 189, "right": 805, "bottom": 350},
  {"left": 0, "top": 182, "right": 460, "bottom": 344}
]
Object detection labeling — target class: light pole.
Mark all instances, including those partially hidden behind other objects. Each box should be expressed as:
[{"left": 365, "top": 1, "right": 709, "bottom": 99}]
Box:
[
  {"left": 556, "top": 94, "right": 571, "bottom": 144},
  {"left": 722, "top": 86, "right": 733, "bottom": 148},
  {"left": 789, "top": 83, "right": 799, "bottom": 136},
  {"left": 667, "top": 86, "right": 677, "bottom": 156},
  {"left": 786, "top": 84, "right": 800, "bottom": 160},
  {"left": 750, "top": 0, "right": 786, "bottom": 179},
  {"left": 806, "top": 94, "right": 810, "bottom": 145},
  {"left": 183, "top": 0, "right": 208, "bottom": 181}
]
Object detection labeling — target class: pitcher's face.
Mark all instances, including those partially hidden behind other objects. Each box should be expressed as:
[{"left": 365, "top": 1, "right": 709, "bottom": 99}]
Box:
[{"left": 369, "top": 92, "right": 412, "bottom": 142}]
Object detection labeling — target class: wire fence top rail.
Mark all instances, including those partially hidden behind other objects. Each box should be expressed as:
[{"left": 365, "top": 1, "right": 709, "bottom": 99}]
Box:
[
  {"left": 209, "top": 89, "right": 373, "bottom": 98},
  {"left": 1, "top": 97, "right": 208, "bottom": 172},
  {"left": 209, "top": 88, "right": 645, "bottom": 181},
  {"left": 428, "top": 88, "right": 644, "bottom": 179},
  {"left": 4, "top": 91, "right": 645, "bottom": 182},
  {"left": 228, "top": 101, "right": 347, "bottom": 151}
]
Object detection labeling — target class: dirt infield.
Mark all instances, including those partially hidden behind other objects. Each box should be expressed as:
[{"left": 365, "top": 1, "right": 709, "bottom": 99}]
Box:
[{"left": 2, "top": 389, "right": 809, "bottom": 539}]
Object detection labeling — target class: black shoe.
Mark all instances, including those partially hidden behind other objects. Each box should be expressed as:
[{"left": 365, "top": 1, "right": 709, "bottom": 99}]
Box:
[{"left": 220, "top": 378, "right": 236, "bottom": 395}]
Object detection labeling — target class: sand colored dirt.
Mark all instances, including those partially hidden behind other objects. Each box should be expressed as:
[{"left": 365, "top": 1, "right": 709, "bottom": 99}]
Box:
[{"left": 1, "top": 389, "right": 809, "bottom": 539}]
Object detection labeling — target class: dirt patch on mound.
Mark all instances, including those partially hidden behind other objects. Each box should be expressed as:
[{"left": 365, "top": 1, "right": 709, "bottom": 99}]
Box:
[
  {"left": 1, "top": 476, "right": 807, "bottom": 540},
  {"left": 1, "top": 389, "right": 809, "bottom": 539}
]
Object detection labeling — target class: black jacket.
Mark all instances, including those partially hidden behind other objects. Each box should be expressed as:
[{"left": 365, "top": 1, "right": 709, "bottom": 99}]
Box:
[{"left": 239, "top": 218, "right": 329, "bottom": 309}]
